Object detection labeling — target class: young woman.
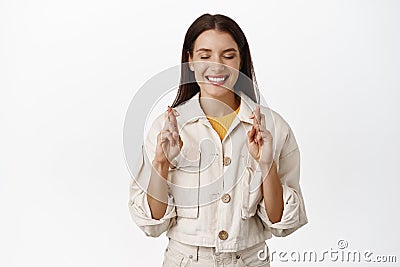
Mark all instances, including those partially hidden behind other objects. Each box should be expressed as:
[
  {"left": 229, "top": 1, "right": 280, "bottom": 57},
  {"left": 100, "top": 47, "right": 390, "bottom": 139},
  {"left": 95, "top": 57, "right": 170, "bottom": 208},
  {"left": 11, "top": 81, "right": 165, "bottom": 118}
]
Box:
[{"left": 129, "top": 14, "right": 308, "bottom": 266}]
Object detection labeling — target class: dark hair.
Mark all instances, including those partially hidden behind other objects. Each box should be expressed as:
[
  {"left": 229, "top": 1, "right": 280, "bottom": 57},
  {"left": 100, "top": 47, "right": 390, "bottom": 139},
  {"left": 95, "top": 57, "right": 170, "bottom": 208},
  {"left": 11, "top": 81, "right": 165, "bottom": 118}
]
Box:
[{"left": 171, "top": 13, "right": 259, "bottom": 108}]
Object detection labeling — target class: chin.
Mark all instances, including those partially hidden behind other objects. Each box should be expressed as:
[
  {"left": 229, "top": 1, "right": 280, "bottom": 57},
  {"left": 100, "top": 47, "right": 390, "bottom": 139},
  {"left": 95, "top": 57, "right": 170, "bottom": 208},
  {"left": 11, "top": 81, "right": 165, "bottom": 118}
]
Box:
[{"left": 201, "top": 84, "right": 235, "bottom": 99}]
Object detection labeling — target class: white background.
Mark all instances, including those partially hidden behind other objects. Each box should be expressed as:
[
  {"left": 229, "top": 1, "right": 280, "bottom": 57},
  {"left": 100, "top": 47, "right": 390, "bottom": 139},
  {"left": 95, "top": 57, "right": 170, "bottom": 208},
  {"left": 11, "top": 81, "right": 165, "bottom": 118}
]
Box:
[{"left": 1, "top": 0, "right": 399, "bottom": 266}]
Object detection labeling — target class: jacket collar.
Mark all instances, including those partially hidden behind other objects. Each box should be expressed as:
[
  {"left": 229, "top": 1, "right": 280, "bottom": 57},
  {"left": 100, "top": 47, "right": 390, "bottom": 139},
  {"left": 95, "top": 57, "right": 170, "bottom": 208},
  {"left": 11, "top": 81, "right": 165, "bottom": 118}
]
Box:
[
  {"left": 174, "top": 91, "right": 257, "bottom": 127},
  {"left": 236, "top": 91, "right": 258, "bottom": 125}
]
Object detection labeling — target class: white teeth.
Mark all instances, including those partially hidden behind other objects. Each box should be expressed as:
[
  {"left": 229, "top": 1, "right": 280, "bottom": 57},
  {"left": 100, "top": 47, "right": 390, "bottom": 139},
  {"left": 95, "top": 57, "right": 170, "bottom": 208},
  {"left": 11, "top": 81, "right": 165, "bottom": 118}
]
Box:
[{"left": 207, "top": 76, "right": 226, "bottom": 82}]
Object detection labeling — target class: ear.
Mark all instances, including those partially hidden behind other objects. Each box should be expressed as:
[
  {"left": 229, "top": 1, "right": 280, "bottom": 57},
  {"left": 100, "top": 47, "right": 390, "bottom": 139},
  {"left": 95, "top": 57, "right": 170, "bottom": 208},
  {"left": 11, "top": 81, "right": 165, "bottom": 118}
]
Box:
[{"left": 187, "top": 51, "right": 194, "bottom": 71}]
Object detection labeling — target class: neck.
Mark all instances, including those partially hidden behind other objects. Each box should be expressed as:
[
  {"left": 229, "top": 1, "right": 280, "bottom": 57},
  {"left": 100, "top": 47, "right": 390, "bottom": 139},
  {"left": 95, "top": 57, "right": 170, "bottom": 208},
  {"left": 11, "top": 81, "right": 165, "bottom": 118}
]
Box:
[{"left": 199, "top": 91, "right": 240, "bottom": 117}]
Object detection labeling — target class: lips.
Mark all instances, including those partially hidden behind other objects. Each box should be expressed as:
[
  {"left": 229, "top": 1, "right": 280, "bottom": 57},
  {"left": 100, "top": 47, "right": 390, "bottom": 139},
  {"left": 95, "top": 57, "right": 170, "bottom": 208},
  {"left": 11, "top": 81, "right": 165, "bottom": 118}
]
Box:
[{"left": 205, "top": 75, "right": 230, "bottom": 86}]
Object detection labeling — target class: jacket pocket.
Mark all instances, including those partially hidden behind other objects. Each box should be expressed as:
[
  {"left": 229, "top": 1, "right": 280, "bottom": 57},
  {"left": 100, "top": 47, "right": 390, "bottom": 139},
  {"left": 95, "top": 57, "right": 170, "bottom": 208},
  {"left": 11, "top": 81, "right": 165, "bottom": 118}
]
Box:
[
  {"left": 240, "top": 154, "right": 263, "bottom": 220},
  {"left": 169, "top": 149, "right": 200, "bottom": 219}
]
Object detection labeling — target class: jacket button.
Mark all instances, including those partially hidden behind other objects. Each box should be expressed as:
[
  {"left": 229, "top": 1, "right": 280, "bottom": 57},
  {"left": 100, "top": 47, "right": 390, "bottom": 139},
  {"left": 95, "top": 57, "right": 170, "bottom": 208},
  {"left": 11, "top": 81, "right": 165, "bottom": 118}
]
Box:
[
  {"left": 223, "top": 156, "right": 231, "bottom": 166},
  {"left": 221, "top": 193, "right": 231, "bottom": 203},
  {"left": 236, "top": 255, "right": 241, "bottom": 259},
  {"left": 218, "top": 230, "right": 228, "bottom": 240}
]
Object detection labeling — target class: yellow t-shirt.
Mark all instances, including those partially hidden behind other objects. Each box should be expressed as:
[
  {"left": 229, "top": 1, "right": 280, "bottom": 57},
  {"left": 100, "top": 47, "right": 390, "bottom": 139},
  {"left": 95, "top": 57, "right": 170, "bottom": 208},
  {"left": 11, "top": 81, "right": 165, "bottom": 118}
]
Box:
[{"left": 206, "top": 105, "right": 241, "bottom": 140}]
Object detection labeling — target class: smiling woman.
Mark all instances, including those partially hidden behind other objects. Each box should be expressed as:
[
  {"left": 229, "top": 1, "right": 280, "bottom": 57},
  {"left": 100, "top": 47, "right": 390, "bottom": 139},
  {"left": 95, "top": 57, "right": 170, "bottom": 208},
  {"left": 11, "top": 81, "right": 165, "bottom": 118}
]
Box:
[
  {"left": 189, "top": 30, "right": 241, "bottom": 96},
  {"left": 188, "top": 29, "right": 242, "bottom": 117},
  {"left": 128, "top": 13, "right": 308, "bottom": 267}
]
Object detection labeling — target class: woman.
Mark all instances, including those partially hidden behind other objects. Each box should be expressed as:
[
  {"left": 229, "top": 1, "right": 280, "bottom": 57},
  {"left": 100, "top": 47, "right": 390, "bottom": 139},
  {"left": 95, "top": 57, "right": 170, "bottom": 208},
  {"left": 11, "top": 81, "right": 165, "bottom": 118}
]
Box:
[{"left": 129, "top": 14, "right": 308, "bottom": 266}]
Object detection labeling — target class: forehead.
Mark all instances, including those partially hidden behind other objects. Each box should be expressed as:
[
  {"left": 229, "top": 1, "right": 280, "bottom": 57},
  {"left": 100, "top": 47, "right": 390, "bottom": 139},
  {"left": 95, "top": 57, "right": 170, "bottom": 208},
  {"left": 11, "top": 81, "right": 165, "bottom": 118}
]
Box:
[{"left": 193, "top": 30, "right": 239, "bottom": 51}]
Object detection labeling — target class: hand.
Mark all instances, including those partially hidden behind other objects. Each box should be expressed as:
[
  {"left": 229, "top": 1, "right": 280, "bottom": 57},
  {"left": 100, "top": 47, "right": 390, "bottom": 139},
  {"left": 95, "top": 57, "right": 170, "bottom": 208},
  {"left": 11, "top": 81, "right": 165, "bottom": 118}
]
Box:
[
  {"left": 247, "top": 106, "right": 274, "bottom": 171},
  {"left": 154, "top": 106, "right": 183, "bottom": 165}
]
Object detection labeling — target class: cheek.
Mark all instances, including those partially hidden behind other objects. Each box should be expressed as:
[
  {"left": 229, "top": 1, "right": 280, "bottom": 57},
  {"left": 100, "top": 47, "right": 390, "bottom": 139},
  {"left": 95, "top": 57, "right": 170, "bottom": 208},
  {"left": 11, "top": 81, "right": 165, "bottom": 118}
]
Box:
[
  {"left": 196, "top": 61, "right": 210, "bottom": 71},
  {"left": 229, "top": 61, "right": 241, "bottom": 81},
  {"left": 192, "top": 62, "right": 209, "bottom": 78},
  {"left": 227, "top": 59, "right": 241, "bottom": 70}
]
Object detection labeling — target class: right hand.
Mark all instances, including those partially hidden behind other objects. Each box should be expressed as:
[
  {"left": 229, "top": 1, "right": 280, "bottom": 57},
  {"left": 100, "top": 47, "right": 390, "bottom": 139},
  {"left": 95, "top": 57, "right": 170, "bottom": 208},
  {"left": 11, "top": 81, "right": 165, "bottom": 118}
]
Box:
[{"left": 154, "top": 106, "right": 183, "bottom": 165}]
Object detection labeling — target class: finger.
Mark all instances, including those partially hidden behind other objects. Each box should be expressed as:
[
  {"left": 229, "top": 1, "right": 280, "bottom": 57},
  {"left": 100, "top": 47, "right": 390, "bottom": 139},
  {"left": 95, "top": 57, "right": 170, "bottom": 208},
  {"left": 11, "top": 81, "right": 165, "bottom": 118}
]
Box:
[
  {"left": 255, "top": 105, "right": 261, "bottom": 125},
  {"left": 166, "top": 106, "right": 173, "bottom": 121},
  {"left": 260, "top": 113, "right": 266, "bottom": 128},
  {"left": 172, "top": 131, "right": 179, "bottom": 140},
  {"left": 163, "top": 108, "right": 179, "bottom": 147},
  {"left": 167, "top": 105, "right": 173, "bottom": 114},
  {"left": 250, "top": 126, "right": 259, "bottom": 145},
  {"left": 167, "top": 105, "right": 180, "bottom": 115},
  {"left": 163, "top": 109, "right": 172, "bottom": 131},
  {"left": 249, "top": 116, "right": 259, "bottom": 144},
  {"left": 257, "top": 129, "right": 273, "bottom": 147},
  {"left": 166, "top": 106, "right": 175, "bottom": 126},
  {"left": 257, "top": 131, "right": 263, "bottom": 146},
  {"left": 168, "top": 106, "right": 179, "bottom": 132},
  {"left": 159, "top": 136, "right": 168, "bottom": 150},
  {"left": 250, "top": 114, "right": 259, "bottom": 138},
  {"left": 165, "top": 110, "right": 177, "bottom": 140},
  {"left": 167, "top": 106, "right": 179, "bottom": 129},
  {"left": 260, "top": 129, "right": 273, "bottom": 140},
  {"left": 252, "top": 117, "right": 263, "bottom": 134},
  {"left": 161, "top": 130, "right": 175, "bottom": 147},
  {"left": 167, "top": 106, "right": 181, "bottom": 145},
  {"left": 250, "top": 112, "right": 257, "bottom": 125},
  {"left": 251, "top": 106, "right": 261, "bottom": 130},
  {"left": 247, "top": 126, "right": 256, "bottom": 143},
  {"left": 167, "top": 117, "right": 175, "bottom": 137},
  {"left": 161, "top": 130, "right": 171, "bottom": 141},
  {"left": 167, "top": 120, "right": 179, "bottom": 145},
  {"left": 171, "top": 107, "right": 180, "bottom": 117}
]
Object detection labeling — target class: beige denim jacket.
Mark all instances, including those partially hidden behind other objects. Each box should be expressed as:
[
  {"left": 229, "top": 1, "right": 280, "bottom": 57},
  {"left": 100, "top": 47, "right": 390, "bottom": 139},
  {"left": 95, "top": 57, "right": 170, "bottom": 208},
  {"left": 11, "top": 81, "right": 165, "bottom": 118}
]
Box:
[{"left": 128, "top": 92, "right": 308, "bottom": 253}]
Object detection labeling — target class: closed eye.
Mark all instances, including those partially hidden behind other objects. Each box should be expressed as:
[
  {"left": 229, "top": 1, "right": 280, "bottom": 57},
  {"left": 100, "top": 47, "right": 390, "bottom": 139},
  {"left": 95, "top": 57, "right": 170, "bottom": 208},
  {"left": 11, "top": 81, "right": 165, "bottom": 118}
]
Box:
[{"left": 223, "top": 55, "right": 235, "bottom": 59}]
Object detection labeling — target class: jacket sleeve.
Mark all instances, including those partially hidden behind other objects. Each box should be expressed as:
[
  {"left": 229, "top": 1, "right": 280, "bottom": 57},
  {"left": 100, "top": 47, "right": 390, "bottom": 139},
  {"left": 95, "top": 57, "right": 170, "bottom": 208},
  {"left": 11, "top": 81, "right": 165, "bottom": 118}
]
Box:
[
  {"left": 256, "top": 127, "right": 308, "bottom": 237},
  {"left": 128, "top": 114, "right": 177, "bottom": 237}
]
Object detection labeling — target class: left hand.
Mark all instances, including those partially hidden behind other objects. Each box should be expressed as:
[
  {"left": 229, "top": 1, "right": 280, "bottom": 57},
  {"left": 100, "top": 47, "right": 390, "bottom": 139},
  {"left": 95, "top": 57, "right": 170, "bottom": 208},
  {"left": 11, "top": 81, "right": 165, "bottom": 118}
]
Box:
[{"left": 247, "top": 106, "right": 274, "bottom": 169}]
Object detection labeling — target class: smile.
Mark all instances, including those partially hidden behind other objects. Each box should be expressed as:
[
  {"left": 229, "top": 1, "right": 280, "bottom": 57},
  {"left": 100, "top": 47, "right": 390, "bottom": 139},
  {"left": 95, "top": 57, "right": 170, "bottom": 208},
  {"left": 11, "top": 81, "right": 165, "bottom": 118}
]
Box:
[{"left": 205, "top": 75, "right": 229, "bottom": 85}]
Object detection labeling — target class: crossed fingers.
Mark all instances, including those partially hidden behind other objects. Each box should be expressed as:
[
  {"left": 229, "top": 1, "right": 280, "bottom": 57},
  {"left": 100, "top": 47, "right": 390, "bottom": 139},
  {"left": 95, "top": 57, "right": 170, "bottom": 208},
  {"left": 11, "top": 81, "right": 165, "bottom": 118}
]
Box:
[
  {"left": 249, "top": 105, "right": 267, "bottom": 145},
  {"left": 161, "top": 106, "right": 180, "bottom": 146}
]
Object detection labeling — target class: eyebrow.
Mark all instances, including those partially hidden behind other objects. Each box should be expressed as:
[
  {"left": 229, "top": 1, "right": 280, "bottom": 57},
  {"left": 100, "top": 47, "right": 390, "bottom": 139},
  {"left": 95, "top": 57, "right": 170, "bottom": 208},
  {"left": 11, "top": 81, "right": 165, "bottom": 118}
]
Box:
[{"left": 195, "top": 48, "right": 238, "bottom": 53}]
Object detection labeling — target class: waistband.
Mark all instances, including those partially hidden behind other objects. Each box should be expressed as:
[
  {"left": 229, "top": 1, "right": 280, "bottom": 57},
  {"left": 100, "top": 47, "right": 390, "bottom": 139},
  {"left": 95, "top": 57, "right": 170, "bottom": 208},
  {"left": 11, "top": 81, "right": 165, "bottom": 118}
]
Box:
[{"left": 166, "top": 238, "right": 266, "bottom": 262}]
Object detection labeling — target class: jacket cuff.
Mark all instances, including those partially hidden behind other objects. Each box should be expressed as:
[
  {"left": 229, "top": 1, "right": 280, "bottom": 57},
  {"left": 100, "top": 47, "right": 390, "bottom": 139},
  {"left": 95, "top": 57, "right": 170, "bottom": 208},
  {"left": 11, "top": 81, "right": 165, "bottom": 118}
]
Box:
[
  {"left": 143, "top": 191, "right": 176, "bottom": 221},
  {"left": 257, "top": 184, "right": 308, "bottom": 236},
  {"left": 130, "top": 190, "right": 176, "bottom": 226}
]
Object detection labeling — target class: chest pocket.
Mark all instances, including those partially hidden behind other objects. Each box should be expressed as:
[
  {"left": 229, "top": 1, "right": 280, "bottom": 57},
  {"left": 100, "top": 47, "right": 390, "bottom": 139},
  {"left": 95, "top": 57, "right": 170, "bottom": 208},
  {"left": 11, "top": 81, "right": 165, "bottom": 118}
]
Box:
[{"left": 169, "top": 149, "right": 200, "bottom": 219}]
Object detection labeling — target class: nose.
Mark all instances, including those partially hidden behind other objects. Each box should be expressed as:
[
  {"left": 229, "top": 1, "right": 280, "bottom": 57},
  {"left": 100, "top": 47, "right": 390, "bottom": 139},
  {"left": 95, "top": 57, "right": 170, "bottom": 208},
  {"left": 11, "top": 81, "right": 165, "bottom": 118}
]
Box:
[{"left": 210, "top": 60, "right": 225, "bottom": 72}]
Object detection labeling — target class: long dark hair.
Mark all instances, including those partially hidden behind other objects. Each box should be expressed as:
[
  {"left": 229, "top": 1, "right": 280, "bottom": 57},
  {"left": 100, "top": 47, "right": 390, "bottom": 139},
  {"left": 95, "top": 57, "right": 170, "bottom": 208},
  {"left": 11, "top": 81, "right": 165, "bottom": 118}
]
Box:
[{"left": 171, "top": 14, "right": 259, "bottom": 108}]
